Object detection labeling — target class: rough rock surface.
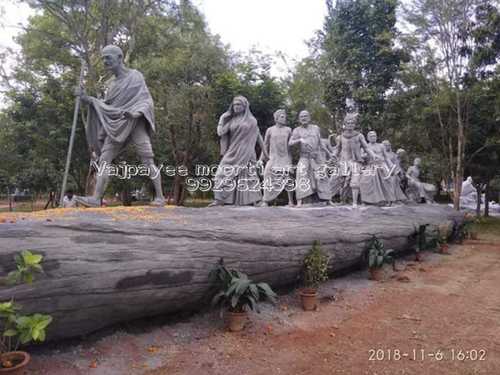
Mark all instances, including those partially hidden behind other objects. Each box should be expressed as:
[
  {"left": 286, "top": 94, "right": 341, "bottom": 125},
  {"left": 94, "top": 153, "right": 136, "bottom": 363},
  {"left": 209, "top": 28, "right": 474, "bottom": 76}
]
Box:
[{"left": 0, "top": 204, "right": 463, "bottom": 340}]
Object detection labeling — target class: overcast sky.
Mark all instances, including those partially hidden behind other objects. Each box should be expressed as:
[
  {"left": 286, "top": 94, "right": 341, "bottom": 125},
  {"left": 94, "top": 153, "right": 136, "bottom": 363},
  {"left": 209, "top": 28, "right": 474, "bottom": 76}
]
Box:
[{"left": 0, "top": 0, "right": 328, "bottom": 75}]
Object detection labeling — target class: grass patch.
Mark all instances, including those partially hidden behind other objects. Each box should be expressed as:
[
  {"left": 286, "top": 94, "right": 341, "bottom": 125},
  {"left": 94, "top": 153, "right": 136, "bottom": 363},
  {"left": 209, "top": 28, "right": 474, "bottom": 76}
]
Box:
[{"left": 474, "top": 216, "right": 500, "bottom": 238}]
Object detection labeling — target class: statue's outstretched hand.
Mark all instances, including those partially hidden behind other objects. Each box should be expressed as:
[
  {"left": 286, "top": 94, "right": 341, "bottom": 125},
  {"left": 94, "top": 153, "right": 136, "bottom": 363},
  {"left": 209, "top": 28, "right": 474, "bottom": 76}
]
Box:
[{"left": 121, "top": 111, "right": 142, "bottom": 119}]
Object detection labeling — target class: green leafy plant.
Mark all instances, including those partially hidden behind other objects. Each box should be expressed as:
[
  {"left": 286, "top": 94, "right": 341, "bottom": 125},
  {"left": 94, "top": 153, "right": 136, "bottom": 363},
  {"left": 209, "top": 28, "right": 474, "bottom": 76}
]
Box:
[
  {"left": 210, "top": 260, "right": 277, "bottom": 314},
  {"left": 15, "top": 314, "right": 53, "bottom": 344},
  {"left": 367, "top": 236, "right": 395, "bottom": 269},
  {"left": 426, "top": 227, "right": 441, "bottom": 251},
  {"left": 409, "top": 224, "right": 436, "bottom": 253},
  {"left": 303, "top": 240, "right": 329, "bottom": 289},
  {"left": 7, "top": 250, "right": 44, "bottom": 285},
  {"left": 462, "top": 214, "right": 481, "bottom": 239},
  {"left": 1, "top": 251, "right": 52, "bottom": 363}
]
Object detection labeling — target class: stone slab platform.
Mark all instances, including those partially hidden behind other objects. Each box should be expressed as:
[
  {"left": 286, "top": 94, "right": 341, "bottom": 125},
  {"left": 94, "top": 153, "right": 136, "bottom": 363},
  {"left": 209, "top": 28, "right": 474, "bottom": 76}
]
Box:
[{"left": 0, "top": 204, "right": 464, "bottom": 340}]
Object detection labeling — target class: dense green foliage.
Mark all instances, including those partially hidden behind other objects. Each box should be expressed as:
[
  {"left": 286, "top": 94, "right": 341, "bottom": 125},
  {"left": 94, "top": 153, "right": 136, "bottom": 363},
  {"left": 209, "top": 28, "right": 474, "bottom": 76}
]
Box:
[
  {"left": 0, "top": 0, "right": 285, "bottom": 203},
  {"left": 321, "top": 0, "right": 404, "bottom": 132}
]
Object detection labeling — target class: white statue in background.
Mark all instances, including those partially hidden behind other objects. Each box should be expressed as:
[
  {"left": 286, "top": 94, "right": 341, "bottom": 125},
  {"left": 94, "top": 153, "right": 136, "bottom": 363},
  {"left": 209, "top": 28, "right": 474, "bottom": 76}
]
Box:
[{"left": 460, "top": 176, "right": 479, "bottom": 207}]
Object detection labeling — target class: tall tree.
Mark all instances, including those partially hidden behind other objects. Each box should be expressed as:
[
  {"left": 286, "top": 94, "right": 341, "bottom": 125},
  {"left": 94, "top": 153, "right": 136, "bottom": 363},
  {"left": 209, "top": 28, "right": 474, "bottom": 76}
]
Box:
[
  {"left": 321, "top": 0, "right": 403, "bottom": 133},
  {"left": 404, "top": 0, "right": 500, "bottom": 209}
]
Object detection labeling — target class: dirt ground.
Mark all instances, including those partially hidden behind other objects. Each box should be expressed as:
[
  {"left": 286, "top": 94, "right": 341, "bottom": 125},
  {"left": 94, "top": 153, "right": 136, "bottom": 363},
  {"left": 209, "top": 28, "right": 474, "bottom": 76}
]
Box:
[{"left": 26, "top": 224, "right": 500, "bottom": 375}]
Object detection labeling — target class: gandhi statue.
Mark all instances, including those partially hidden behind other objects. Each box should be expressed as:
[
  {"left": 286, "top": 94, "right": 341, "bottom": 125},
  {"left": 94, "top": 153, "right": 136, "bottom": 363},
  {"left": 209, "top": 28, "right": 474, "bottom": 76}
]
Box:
[{"left": 74, "top": 45, "right": 165, "bottom": 207}]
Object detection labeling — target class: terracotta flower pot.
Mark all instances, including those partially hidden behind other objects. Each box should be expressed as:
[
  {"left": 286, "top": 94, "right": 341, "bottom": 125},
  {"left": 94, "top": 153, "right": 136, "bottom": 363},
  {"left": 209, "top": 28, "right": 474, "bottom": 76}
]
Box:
[
  {"left": 227, "top": 310, "right": 247, "bottom": 332},
  {"left": 440, "top": 244, "right": 449, "bottom": 254},
  {"left": 369, "top": 268, "right": 384, "bottom": 281},
  {"left": 0, "top": 351, "right": 30, "bottom": 375},
  {"left": 299, "top": 288, "right": 318, "bottom": 311}
]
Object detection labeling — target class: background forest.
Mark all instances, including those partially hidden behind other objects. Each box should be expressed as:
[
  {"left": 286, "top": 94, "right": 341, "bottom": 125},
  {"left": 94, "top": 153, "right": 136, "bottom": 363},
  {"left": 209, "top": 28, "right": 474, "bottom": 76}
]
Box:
[{"left": 0, "top": 0, "right": 499, "bottom": 209}]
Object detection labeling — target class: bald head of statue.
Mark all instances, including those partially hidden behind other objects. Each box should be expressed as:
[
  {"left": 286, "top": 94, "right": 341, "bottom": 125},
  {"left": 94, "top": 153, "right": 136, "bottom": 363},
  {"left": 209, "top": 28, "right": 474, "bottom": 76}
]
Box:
[{"left": 101, "top": 45, "right": 124, "bottom": 73}]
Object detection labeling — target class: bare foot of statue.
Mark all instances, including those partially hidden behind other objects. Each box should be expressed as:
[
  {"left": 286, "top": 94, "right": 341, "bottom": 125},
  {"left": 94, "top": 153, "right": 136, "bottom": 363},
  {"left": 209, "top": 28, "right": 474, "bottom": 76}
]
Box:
[
  {"left": 74, "top": 196, "right": 101, "bottom": 207},
  {"left": 260, "top": 201, "right": 269, "bottom": 207},
  {"left": 287, "top": 201, "right": 294, "bottom": 207},
  {"left": 296, "top": 200, "right": 302, "bottom": 208},
  {"left": 150, "top": 197, "right": 166, "bottom": 207},
  {"left": 208, "top": 200, "right": 224, "bottom": 207}
]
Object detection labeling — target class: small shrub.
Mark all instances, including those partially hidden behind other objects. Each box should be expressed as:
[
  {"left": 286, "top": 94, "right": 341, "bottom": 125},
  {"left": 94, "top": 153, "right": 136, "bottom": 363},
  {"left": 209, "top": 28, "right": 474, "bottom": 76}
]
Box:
[
  {"left": 303, "top": 240, "right": 329, "bottom": 290},
  {"left": 367, "top": 236, "right": 394, "bottom": 269}
]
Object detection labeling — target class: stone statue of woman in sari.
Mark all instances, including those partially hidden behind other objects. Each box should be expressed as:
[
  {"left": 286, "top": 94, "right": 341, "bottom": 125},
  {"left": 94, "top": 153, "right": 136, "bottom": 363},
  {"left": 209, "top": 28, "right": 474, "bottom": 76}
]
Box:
[{"left": 209, "top": 96, "right": 266, "bottom": 206}]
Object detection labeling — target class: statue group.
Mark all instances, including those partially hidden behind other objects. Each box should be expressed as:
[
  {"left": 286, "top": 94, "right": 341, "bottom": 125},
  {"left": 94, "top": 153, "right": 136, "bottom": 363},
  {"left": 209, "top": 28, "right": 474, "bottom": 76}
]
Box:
[
  {"left": 73, "top": 45, "right": 435, "bottom": 208},
  {"left": 209, "top": 96, "right": 436, "bottom": 208}
]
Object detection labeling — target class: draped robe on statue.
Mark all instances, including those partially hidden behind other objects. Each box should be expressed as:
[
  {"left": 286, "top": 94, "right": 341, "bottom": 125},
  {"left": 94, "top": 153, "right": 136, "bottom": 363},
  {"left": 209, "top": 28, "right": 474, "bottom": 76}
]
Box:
[
  {"left": 360, "top": 143, "right": 397, "bottom": 205},
  {"left": 262, "top": 125, "right": 293, "bottom": 202},
  {"left": 214, "top": 98, "right": 262, "bottom": 205},
  {"left": 85, "top": 69, "right": 155, "bottom": 158},
  {"left": 291, "top": 125, "right": 331, "bottom": 201}
]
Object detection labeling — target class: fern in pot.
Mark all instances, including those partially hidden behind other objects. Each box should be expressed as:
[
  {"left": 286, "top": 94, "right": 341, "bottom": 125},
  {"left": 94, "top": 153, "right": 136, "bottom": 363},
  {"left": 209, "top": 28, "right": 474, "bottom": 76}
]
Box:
[{"left": 210, "top": 261, "right": 277, "bottom": 332}]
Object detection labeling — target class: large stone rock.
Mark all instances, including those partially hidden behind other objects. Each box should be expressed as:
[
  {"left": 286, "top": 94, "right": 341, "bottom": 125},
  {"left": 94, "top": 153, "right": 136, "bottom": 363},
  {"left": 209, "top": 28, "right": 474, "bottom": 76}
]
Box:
[{"left": 0, "top": 204, "right": 463, "bottom": 340}]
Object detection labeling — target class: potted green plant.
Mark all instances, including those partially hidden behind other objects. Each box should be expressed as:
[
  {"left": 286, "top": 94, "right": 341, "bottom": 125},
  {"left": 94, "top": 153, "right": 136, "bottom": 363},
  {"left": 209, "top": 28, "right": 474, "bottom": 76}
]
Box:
[
  {"left": 367, "top": 236, "right": 394, "bottom": 281},
  {"left": 210, "top": 261, "right": 277, "bottom": 332},
  {"left": 299, "top": 240, "right": 329, "bottom": 311},
  {"left": 460, "top": 213, "right": 480, "bottom": 240},
  {"left": 433, "top": 228, "right": 449, "bottom": 254},
  {"left": 410, "top": 224, "right": 431, "bottom": 262},
  {"left": 436, "top": 224, "right": 450, "bottom": 254},
  {"left": 468, "top": 215, "right": 481, "bottom": 240},
  {"left": 1, "top": 251, "right": 52, "bottom": 374}
]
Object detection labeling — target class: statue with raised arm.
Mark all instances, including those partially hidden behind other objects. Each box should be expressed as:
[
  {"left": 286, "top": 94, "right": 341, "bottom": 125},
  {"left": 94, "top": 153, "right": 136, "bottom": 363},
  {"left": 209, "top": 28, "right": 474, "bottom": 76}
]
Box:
[
  {"left": 334, "top": 109, "right": 379, "bottom": 207},
  {"left": 260, "top": 109, "right": 294, "bottom": 206},
  {"left": 209, "top": 96, "right": 266, "bottom": 206},
  {"left": 289, "top": 110, "right": 333, "bottom": 207},
  {"left": 74, "top": 45, "right": 165, "bottom": 207},
  {"left": 406, "top": 157, "right": 436, "bottom": 203}
]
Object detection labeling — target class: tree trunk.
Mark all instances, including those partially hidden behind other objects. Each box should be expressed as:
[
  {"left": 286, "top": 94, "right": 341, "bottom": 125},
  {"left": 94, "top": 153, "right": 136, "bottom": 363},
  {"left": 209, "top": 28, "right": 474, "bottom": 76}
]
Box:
[
  {"left": 484, "top": 181, "right": 490, "bottom": 217},
  {"left": 173, "top": 174, "right": 184, "bottom": 206},
  {"left": 121, "top": 190, "right": 132, "bottom": 206},
  {"left": 453, "top": 92, "right": 465, "bottom": 211},
  {"left": 0, "top": 204, "right": 464, "bottom": 341},
  {"left": 475, "top": 183, "right": 481, "bottom": 217}
]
